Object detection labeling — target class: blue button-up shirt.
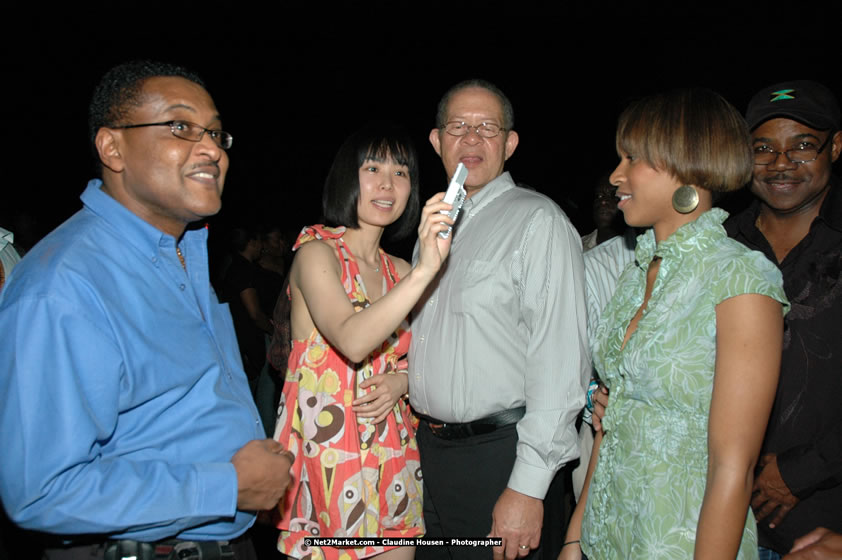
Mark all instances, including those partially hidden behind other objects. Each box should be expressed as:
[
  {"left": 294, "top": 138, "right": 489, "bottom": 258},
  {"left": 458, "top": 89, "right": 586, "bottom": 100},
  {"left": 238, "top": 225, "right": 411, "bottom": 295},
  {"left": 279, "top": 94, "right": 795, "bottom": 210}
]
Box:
[{"left": 0, "top": 180, "right": 263, "bottom": 540}]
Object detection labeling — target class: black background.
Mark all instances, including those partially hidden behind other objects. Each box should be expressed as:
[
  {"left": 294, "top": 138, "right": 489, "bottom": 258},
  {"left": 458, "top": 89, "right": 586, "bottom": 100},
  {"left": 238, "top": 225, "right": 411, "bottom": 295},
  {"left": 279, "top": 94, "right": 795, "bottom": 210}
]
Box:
[
  {"left": 3, "top": 7, "right": 841, "bottom": 258},
  {"left": 1, "top": 6, "right": 841, "bottom": 559}
]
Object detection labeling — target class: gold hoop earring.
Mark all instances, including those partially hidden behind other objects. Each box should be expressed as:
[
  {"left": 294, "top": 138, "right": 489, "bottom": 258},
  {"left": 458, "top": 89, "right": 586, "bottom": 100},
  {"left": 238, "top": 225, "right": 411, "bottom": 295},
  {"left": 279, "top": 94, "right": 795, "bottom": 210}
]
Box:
[{"left": 672, "top": 185, "right": 699, "bottom": 214}]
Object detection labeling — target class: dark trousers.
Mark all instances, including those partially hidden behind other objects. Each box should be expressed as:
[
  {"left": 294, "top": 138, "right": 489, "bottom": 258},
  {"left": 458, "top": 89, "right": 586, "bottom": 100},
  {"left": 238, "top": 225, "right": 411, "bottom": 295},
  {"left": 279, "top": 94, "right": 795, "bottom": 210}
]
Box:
[{"left": 415, "top": 421, "right": 571, "bottom": 560}]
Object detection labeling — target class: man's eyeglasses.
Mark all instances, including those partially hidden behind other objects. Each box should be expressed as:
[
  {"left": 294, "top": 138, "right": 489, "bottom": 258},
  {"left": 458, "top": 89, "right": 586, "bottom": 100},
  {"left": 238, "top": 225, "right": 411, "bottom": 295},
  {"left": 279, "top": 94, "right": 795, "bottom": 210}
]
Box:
[
  {"left": 443, "top": 121, "right": 507, "bottom": 138},
  {"left": 111, "top": 120, "right": 233, "bottom": 150},
  {"left": 753, "top": 132, "right": 833, "bottom": 166}
]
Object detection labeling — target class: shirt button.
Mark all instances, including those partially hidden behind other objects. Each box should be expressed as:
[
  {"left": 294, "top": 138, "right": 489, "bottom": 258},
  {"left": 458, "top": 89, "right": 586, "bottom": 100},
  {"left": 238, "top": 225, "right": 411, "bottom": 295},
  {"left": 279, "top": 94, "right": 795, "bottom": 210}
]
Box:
[
  {"left": 179, "top": 284, "right": 186, "bottom": 291},
  {"left": 419, "top": 336, "right": 425, "bottom": 342},
  {"left": 151, "top": 257, "right": 157, "bottom": 263}
]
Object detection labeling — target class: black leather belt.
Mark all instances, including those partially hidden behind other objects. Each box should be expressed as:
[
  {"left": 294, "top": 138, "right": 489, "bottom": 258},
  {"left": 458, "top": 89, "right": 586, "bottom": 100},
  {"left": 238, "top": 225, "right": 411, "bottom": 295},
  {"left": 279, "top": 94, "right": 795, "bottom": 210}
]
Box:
[{"left": 419, "top": 406, "right": 525, "bottom": 439}]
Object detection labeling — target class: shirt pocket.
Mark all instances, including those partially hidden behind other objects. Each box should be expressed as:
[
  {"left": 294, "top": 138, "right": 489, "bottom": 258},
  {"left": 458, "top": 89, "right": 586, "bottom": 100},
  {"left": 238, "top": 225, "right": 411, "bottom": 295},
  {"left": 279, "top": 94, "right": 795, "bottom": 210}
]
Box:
[{"left": 452, "top": 259, "right": 499, "bottom": 315}]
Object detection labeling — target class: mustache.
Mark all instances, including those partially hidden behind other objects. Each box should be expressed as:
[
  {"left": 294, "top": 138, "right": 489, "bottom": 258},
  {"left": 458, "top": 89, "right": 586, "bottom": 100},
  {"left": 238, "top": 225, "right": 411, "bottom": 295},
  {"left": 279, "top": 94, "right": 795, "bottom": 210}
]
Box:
[
  {"left": 190, "top": 162, "right": 220, "bottom": 171},
  {"left": 760, "top": 173, "right": 799, "bottom": 182}
]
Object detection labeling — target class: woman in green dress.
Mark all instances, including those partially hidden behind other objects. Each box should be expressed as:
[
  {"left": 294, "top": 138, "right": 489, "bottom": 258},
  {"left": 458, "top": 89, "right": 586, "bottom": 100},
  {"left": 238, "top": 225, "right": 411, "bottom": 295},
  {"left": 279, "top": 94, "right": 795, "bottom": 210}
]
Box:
[{"left": 561, "top": 89, "right": 789, "bottom": 559}]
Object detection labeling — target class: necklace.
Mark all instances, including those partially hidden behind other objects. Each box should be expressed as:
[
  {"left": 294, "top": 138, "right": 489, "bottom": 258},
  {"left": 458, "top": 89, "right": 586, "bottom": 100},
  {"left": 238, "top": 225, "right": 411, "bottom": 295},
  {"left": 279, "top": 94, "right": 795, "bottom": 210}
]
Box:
[
  {"left": 340, "top": 237, "right": 380, "bottom": 272},
  {"left": 176, "top": 247, "right": 186, "bottom": 270},
  {"left": 361, "top": 259, "right": 380, "bottom": 273}
]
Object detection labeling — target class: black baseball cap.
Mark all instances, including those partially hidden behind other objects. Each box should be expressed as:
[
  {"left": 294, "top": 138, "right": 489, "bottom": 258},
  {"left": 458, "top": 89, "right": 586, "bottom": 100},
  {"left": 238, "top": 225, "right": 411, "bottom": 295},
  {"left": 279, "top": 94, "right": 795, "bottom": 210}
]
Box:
[{"left": 745, "top": 80, "right": 840, "bottom": 131}]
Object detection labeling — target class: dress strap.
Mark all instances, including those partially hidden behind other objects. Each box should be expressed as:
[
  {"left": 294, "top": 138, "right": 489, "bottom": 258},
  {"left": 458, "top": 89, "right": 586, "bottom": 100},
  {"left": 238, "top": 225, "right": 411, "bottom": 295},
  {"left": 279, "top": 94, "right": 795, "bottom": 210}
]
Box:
[
  {"left": 293, "top": 224, "right": 402, "bottom": 304},
  {"left": 293, "top": 224, "right": 357, "bottom": 295},
  {"left": 292, "top": 224, "right": 346, "bottom": 250},
  {"left": 379, "top": 250, "right": 401, "bottom": 290},
  {"left": 333, "top": 237, "right": 357, "bottom": 297}
]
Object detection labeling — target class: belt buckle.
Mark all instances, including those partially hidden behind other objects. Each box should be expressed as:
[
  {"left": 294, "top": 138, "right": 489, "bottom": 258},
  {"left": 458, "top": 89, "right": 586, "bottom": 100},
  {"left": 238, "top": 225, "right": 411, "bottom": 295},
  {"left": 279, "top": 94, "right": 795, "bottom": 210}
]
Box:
[
  {"left": 104, "top": 540, "right": 156, "bottom": 560},
  {"left": 169, "top": 540, "right": 235, "bottom": 560},
  {"left": 428, "top": 422, "right": 446, "bottom": 436},
  {"left": 171, "top": 542, "right": 200, "bottom": 559}
]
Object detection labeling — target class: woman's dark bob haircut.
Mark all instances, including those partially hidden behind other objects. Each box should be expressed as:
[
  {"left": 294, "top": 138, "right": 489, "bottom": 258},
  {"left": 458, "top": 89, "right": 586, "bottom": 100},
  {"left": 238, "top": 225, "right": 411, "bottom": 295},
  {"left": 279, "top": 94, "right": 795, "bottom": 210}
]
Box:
[
  {"left": 616, "top": 88, "right": 753, "bottom": 192},
  {"left": 322, "top": 122, "right": 421, "bottom": 240}
]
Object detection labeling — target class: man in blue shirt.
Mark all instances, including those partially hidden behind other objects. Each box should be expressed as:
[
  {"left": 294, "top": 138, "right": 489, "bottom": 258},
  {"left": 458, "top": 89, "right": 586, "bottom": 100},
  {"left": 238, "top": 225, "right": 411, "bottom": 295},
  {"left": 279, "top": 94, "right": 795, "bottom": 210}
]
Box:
[{"left": 0, "top": 61, "right": 292, "bottom": 559}]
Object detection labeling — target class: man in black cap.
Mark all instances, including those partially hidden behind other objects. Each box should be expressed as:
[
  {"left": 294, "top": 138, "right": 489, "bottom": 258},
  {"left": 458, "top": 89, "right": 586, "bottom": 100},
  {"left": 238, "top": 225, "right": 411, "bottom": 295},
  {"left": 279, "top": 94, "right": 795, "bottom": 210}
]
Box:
[{"left": 726, "top": 80, "right": 842, "bottom": 558}]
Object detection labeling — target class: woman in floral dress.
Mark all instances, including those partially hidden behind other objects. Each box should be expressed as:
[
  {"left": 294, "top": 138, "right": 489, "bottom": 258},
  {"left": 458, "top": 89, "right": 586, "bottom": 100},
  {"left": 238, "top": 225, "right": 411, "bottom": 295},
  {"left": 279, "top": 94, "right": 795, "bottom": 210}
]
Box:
[
  {"left": 275, "top": 123, "right": 453, "bottom": 560},
  {"left": 561, "top": 90, "right": 789, "bottom": 559}
]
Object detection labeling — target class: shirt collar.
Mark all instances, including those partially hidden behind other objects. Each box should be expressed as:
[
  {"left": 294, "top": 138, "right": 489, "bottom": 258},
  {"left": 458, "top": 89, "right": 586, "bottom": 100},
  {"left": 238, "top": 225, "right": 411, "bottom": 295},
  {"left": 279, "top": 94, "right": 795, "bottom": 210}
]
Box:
[
  {"left": 80, "top": 179, "right": 207, "bottom": 263},
  {"left": 816, "top": 175, "right": 842, "bottom": 232},
  {"left": 462, "top": 171, "right": 515, "bottom": 218},
  {"left": 635, "top": 208, "right": 729, "bottom": 268}
]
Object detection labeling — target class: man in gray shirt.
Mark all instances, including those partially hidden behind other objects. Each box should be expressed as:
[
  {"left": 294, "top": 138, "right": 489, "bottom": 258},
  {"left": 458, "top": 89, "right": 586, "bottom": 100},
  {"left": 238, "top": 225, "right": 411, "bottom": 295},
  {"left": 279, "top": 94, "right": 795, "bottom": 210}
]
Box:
[{"left": 409, "top": 80, "right": 589, "bottom": 559}]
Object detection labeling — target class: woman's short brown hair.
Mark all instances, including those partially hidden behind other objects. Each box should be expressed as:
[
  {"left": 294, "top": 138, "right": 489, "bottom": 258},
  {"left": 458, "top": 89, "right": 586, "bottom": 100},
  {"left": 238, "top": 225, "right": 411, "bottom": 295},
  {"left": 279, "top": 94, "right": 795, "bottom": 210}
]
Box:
[{"left": 616, "top": 88, "right": 752, "bottom": 192}]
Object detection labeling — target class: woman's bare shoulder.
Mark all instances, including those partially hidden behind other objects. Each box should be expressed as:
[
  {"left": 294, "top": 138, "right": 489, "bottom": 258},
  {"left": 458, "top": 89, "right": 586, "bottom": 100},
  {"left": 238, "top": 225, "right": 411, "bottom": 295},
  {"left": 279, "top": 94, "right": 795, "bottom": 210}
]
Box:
[
  {"left": 291, "top": 239, "right": 340, "bottom": 281},
  {"left": 388, "top": 254, "right": 412, "bottom": 278}
]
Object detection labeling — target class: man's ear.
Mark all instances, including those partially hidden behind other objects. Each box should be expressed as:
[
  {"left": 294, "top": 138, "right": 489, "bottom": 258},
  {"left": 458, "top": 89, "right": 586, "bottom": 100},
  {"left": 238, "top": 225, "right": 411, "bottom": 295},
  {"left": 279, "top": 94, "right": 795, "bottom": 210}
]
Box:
[
  {"left": 504, "top": 130, "right": 519, "bottom": 161},
  {"left": 830, "top": 130, "right": 842, "bottom": 163},
  {"left": 95, "top": 128, "right": 125, "bottom": 173},
  {"left": 429, "top": 128, "right": 442, "bottom": 157}
]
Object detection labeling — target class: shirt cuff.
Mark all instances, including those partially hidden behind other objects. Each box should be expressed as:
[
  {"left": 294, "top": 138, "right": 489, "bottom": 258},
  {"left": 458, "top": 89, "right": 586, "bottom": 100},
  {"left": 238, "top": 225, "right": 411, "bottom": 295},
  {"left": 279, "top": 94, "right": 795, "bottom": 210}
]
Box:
[
  {"left": 507, "top": 459, "right": 556, "bottom": 499},
  {"left": 195, "top": 463, "right": 239, "bottom": 517}
]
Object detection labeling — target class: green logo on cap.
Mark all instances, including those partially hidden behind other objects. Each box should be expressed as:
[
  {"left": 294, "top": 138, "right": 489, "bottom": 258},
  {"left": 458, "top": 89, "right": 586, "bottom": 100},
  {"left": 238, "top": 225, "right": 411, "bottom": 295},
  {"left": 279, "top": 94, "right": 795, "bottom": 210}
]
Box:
[{"left": 770, "top": 89, "right": 796, "bottom": 102}]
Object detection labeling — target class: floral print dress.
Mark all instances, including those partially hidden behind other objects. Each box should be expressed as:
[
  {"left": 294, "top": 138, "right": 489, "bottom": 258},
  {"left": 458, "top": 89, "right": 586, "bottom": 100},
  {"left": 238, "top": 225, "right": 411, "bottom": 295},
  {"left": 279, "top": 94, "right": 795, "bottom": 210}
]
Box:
[
  {"left": 581, "top": 209, "right": 788, "bottom": 559},
  {"left": 274, "top": 225, "right": 423, "bottom": 560}
]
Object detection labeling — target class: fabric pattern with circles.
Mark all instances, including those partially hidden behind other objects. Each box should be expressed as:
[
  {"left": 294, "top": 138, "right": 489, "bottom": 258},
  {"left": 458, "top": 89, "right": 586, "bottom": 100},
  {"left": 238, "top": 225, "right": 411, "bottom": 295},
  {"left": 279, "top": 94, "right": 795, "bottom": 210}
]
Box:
[{"left": 274, "top": 225, "right": 423, "bottom": 560}]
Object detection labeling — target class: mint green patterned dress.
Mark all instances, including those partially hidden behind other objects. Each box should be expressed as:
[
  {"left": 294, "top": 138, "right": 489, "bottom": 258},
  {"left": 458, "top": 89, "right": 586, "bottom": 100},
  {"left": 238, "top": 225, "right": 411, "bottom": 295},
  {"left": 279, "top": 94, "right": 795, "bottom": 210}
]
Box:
[{"left": 581, "top": 209, "right": 788, "bottom": 559}]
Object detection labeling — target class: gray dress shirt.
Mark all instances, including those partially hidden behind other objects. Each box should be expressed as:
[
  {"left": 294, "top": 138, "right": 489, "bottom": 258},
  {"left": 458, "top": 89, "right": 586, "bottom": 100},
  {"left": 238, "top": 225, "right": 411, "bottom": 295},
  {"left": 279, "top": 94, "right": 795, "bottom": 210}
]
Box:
[{"left": 409, "top": 172, "right": 590, "bottom": 499}]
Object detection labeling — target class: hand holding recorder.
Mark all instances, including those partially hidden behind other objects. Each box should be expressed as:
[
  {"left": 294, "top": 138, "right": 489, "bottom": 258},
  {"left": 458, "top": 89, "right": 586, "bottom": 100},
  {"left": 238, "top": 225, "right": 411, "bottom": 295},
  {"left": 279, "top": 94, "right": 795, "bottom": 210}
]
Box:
[{"left": 416, "top": 163, "right": 467, "bottom": 280}]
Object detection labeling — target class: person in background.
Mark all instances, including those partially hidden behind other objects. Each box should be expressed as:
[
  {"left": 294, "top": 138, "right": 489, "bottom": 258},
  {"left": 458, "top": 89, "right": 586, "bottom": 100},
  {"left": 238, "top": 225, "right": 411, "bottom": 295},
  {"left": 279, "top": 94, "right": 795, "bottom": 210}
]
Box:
[
  {"left": 572, "top": 181, "right": 638, "bottom": 501},
  {"left": 249, "top": 225, "right": 289, "bottom": 435},
  {"left": 580, "top": 172, "right": 627, "bottom": 251},
  {"left": 727, "top": 80, "right": 842, "bottom": 560},
  {"left": 257, "top": 225, "right": 289, "bottom": 280},
  {"left": 222, "top": 227, "right": 273, "bottom": 390}
]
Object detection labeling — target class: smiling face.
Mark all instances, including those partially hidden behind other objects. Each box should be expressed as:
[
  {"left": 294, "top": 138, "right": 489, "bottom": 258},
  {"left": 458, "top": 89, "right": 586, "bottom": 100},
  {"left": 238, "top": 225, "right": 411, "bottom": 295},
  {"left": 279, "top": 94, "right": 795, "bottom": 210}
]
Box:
[
  {"left": 751, "top": 118, "right": 841, "bottom": 219},
  {"left": 96, "top": 76, "right": 229, "bottom": 236},
  {"left": 611, "top": 152, "right": 694, "bottom": 241},
  {"left": 429, "top": 87, "right": 518, "bottom": 197},
  {"left": 355, "top": 156, "right": 411, "bottom": 229}
]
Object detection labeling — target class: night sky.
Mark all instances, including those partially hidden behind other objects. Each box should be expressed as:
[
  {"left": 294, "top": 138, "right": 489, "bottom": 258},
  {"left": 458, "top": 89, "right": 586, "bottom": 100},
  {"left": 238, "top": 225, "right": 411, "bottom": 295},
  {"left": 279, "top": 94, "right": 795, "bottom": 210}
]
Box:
[{"left": 5, "top": 10, "right": 841, "bottom": 259}]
